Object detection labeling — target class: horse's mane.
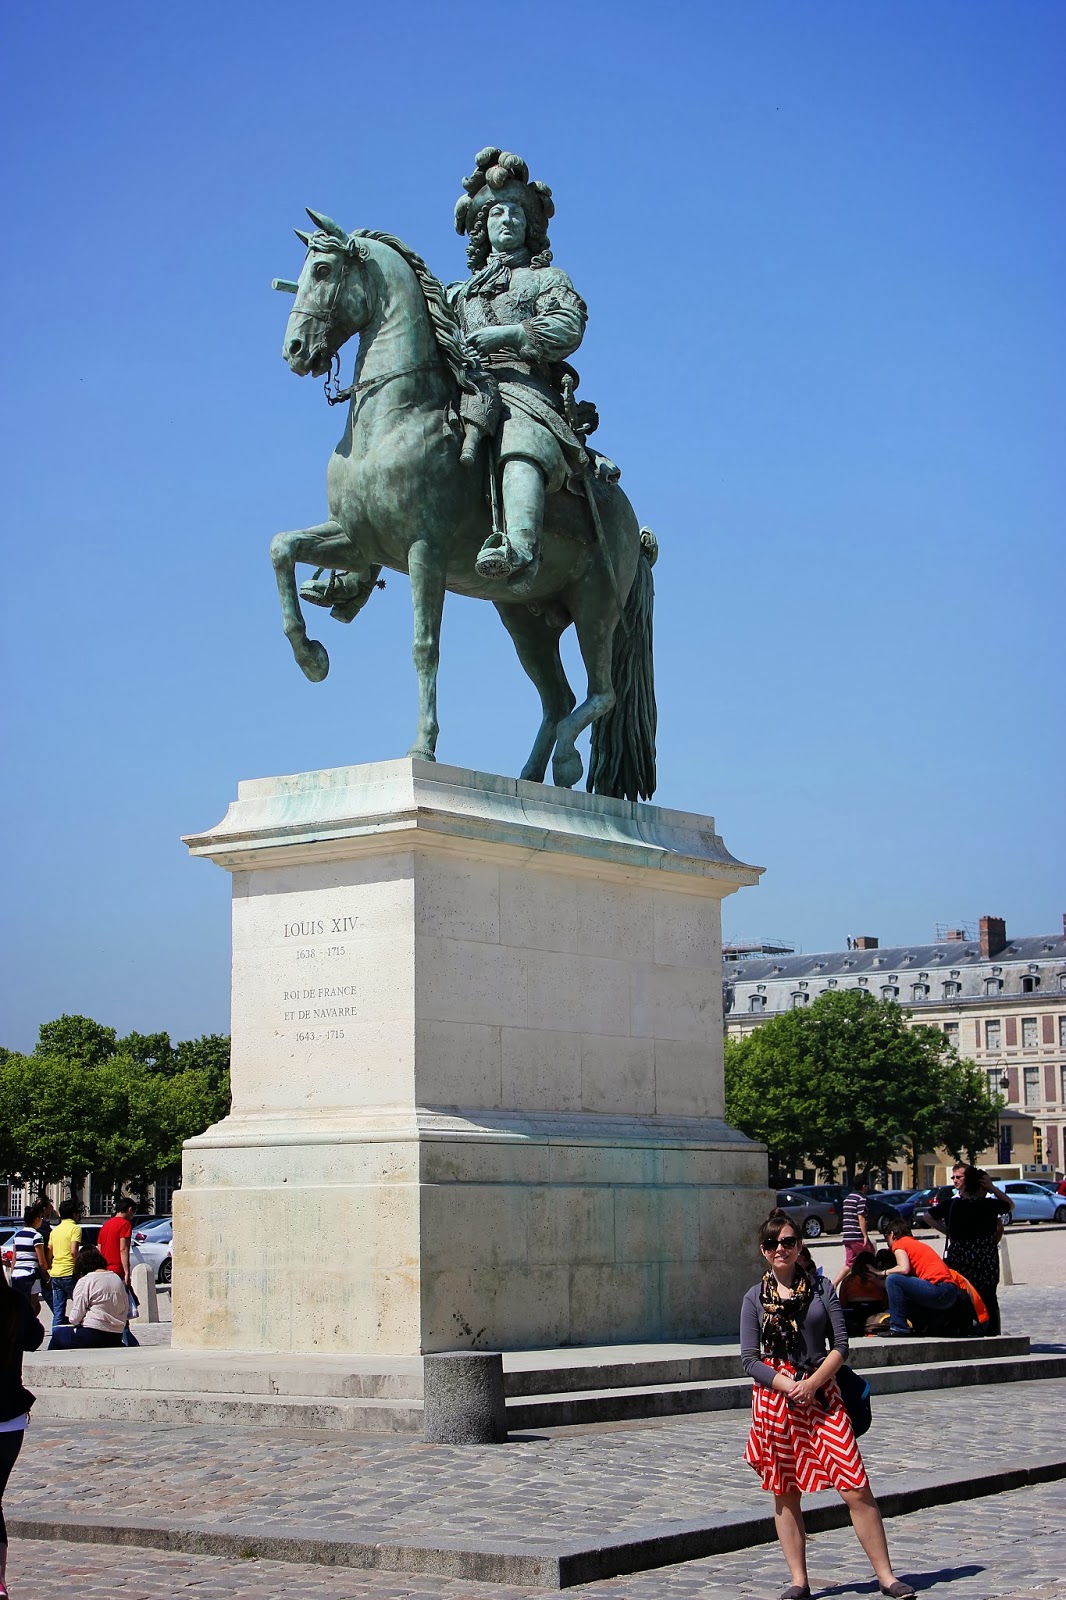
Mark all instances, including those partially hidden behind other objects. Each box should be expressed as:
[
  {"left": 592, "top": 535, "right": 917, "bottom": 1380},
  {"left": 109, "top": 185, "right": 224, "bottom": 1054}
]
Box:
[{"left": 352, "top": 230, "right": 475, "bottom": 393}]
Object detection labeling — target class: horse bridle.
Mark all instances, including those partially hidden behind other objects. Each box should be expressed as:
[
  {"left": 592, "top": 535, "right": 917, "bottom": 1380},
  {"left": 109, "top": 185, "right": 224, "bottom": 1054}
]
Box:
[{"left": 291, "top": 242, "right": 439, "bottom": 406}]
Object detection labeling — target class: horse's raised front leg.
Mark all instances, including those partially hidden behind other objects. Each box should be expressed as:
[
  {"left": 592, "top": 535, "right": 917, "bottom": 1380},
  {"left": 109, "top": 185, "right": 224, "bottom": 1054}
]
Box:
[
  {"left": 494, "top": 601, "right": 576, "bottom": 783},
  {"left": 407, "top": 539, "right": 447, "bottom": 762},
  {"left": 270, "top": 519, "right": 352, "bottom": 682},
  {"left": 552, "top": 599, "right": 618, "bottom": 789}
]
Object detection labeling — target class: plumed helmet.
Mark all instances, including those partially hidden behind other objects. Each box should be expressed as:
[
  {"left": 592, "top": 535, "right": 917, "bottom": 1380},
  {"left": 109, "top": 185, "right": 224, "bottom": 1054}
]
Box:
[{"left": 453, "top": 147, "right": 554, "bottom": 269}]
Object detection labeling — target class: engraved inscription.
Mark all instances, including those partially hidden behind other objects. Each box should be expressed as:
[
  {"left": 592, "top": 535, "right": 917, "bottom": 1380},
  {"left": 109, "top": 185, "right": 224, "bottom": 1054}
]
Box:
[{"left": 280, "top": 914, "right": 360, "bottom": 1039}]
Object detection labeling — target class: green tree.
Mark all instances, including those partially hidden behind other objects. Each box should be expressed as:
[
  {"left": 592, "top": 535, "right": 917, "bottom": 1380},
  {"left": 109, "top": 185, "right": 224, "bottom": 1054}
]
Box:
[
  {"left": 0, "top": 1017, "right": 231, "bottom": 1200},
  {"left": 33, "top": 1014, "right": 118, "bottom": 1068},
  {"left": 725, "top": 990, "right": 955, "bottom": 1180},
  {"left": 935, "top": 1054, "right": 1001, "bottom": 1165}
]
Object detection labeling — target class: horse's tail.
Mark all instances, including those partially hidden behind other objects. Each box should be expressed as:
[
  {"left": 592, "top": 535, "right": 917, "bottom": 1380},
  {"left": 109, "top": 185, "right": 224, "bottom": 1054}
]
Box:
[{"left": 587, "top": 528, "right": 658, "bottom": 802}]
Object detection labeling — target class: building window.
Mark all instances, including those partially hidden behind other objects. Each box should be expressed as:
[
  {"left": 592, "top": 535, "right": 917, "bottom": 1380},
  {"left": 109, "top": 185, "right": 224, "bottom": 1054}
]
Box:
[
  {"left": 1024, "top": 1066, "right": 1040, "bottom": 1107},
  {"left": 1021, "top": 975, "right": 1040, "bottom": 993},
  {"left": 943, "top": 1022, "right": 959, "bottom": 1048},
  {"left": 1034, "top": 1127, "right": 1044, "bottom": 1163},
  {"left": 1022, "top": 1017, "right": 1038, "bottom": 1048},
  {"left": 986, "top": 1069, "right": 1003, "bottom": 1101},
  {"left": 911, "top": 982, "right": 930, "bottom": 1000},
  {"left": 942, "top": 981, "right": 961, "bottom": 998},
  {"left": 922, "top": 1165, "right": 935, "bottom": 1187},
  {"left": 1061, "top": 1063, "right": 1066, "bottom": 1104},
  {"left": 749, "top": 994, "right": 765, "bottom": 1014},
  {"left": 791, "top": 991, "right": 809, "bottom": 1008},
  {"left": 985, "top": 977, "right": 1003, "bottom": 995},
  {"left": 1060, "top": 1017, "right": 1066, "bottom": 1048},
  {"left": 985, "top": 1020, "right": 1002, "bottom": 1051},
  {"left": 882, "top": 985, "right": 899, "bottom": 1000}
]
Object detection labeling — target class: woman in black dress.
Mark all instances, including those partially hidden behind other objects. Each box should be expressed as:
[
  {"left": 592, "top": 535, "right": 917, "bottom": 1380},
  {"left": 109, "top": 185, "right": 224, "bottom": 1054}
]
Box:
[{"left": 931, "top": 1164, "right": 1013, "bottom": 1335}]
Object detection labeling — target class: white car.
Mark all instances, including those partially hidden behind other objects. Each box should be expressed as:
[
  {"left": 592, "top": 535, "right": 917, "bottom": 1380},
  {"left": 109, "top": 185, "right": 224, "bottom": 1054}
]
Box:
[{"left": 130, "top": 1218, "right": 173, "bottom": 1285}]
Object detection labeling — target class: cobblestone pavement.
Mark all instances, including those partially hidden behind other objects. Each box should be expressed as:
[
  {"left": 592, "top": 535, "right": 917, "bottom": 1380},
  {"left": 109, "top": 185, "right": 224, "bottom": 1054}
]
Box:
[
  {"left": 12, "top": 1479, "right": 1066, "bottom": 1599},
  {"left": 11, "top": 1371, "right": 1066, "bottom": 1551},
  {"left": 7, "top": 1281, "right": 1064, "bottom": 1595}
]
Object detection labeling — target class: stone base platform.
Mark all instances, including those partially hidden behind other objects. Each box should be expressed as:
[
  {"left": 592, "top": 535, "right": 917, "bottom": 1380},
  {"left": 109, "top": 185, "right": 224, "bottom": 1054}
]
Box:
[{"left": 25, "top": 1331, "right": 1064, "bottom": 1434}]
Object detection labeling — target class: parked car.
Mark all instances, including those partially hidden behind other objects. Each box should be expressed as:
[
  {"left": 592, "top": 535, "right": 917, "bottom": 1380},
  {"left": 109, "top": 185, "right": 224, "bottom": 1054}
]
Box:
[
  {"left": 130, "top": 1219, "right": 173, "bottom": 1285},
  {"left": 994, "top": 1181, "right": 1066, "bottom": 1225},
  {"left": 775, "top": 1189, "right": 840, "bottom": 1238},
  {"left": 864, "top": 1192, "right": 911, "bottom": 1228}
]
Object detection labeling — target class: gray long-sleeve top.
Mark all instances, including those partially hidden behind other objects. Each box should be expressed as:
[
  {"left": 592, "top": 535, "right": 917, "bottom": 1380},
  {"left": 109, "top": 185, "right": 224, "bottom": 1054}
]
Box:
[{"left": 739, "top": 1279, "right": 850, "bottom": 1389}]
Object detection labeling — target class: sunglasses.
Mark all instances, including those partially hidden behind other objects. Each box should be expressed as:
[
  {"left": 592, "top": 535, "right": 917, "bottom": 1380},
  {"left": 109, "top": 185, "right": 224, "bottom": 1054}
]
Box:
[{"left": 763, "top": 1233, "right": 800, "bottom": 1251}]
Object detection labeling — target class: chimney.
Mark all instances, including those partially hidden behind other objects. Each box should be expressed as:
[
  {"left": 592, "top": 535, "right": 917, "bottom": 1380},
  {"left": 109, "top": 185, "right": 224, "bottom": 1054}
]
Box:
[
  {"left": 853, "top": 936, "right": 879, "bottom": 951},
  {"left": 945, "top": 928, "right": 967, "bottom": 942},
  {"left": 980, "top": 916, "right": 1007, "bottom": 960}
]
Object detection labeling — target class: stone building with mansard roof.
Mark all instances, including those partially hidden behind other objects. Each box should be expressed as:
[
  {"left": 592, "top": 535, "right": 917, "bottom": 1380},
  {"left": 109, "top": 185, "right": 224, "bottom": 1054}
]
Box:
[{"left": 725, "top": 915, "right": 1066, "bottom": 1182}]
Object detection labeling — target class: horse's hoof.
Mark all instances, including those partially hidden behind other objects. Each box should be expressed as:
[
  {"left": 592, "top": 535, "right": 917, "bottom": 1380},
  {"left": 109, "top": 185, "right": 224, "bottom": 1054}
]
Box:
[
  {"left": 552, "top": 749, "right": 583, "bottom": 789},
  {"left": 298, "top": 640, "right": 329, "bottom": 682}
]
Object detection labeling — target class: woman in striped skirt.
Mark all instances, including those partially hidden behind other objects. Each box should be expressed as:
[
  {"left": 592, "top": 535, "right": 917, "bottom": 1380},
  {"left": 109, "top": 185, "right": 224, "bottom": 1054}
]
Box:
[{"left": 740, "top": 1209, "right": 914, "bottom": 1600}]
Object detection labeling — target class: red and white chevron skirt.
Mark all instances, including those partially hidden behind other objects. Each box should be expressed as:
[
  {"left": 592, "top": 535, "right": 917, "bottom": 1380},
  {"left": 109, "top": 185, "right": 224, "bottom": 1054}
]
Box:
[{"left": 744, "top": 1362, "right": 868, "bottom": 1495}]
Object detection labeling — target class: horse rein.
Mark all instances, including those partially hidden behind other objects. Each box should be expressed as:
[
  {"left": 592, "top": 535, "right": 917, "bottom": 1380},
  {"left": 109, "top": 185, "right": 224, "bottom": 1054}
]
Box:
[{"left": 290, "top": 257, "right": 440, "bottom": 406}]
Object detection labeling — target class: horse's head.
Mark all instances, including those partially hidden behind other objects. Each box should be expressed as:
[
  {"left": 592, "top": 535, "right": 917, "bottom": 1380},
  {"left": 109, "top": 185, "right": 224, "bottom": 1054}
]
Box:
[{"left": 282, "top": 209, "right": 373, "bottom": 378}]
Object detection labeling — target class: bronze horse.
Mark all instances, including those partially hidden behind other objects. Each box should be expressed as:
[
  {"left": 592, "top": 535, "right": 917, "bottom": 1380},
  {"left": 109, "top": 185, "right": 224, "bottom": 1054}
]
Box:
[{"left": 272, "top": 212, "right": 656, "bottom": 799}]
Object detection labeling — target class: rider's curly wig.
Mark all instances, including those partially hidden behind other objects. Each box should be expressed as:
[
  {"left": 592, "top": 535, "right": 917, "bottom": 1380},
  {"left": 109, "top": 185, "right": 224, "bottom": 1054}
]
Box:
[{"left": 454, "top": 147, "right": 554, "bottom": 270}]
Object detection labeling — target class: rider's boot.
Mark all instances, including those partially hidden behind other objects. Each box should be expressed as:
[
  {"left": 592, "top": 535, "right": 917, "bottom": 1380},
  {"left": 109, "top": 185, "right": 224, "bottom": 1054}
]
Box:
[{"left": 503, "top": 459, "right": 544, "bottom": 596}]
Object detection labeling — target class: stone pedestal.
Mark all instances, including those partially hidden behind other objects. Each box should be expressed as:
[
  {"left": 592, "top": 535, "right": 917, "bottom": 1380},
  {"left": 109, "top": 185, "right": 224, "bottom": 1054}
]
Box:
[{"left": 175, "top": 760, "right": 769, "bottom": 1355}]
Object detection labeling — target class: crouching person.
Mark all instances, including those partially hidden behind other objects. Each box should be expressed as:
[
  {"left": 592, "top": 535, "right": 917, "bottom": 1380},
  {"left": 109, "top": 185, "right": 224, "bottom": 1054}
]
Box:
[
  {"left": 880, "top": 1219, "right": 965, "bottom": 1336},
  {"left": 47, "top": 1248, "right": 127, "bottom": 1350}
]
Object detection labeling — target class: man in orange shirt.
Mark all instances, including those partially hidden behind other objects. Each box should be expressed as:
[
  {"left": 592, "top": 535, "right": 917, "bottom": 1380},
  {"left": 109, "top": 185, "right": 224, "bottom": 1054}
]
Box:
[{"left": 880, "top": 1219, "right": 961, "bottom": 1335}]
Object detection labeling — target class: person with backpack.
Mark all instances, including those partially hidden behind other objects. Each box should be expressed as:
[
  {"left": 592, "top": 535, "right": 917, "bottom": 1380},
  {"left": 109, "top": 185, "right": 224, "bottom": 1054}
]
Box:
[
  {"left": 0, "top": 1259, "right": 45, "bottom": 1597},
  {"left": 740, "top": 1209, "right": 914, "bottom": 1600}
]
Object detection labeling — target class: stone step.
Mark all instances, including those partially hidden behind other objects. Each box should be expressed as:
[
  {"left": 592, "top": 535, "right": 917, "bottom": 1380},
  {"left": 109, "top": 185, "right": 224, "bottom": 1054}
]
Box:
[
  {"left": 501, "top": 1332, "right": 1029, "bottom": 1396},
  {"left": 31, "top": 1385, "right": 425, "bottom": 1433},
  {"left": 506, "top": 1351, "right": 1066, "bottom": 1430},
  {"left": 25, "top": 1348, "right": 423, "bottom": 1400}
]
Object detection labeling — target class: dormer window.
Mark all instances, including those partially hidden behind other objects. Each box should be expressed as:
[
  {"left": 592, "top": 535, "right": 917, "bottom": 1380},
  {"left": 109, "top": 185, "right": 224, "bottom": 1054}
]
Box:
[
  {"left": 749, "top": 994, "right": 766, "bottom": 1013},
  {"left": 985, "top": 977, "right": 1003, "bottom": 995},
  {"left": 882, "top": 984, "right": 899, "bottom": 1000},
  {"left": 942, "top": 980, "right": 961, "bottom": 998},
  {"left": 912, "top": 982, "right": 930, "bottom": 1000},
  {"left": 791, "top": 990, "right": 809, "bottom": 1008},
  {"left": 1021, "top": 975, "right": 1040, "bottom": 993}
]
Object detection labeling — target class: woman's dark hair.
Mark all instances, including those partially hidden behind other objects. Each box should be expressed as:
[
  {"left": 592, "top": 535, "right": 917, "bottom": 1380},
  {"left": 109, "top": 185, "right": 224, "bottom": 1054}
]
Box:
[
  {"left": 873, "top": 1248, "right": 896, "bottom": 1271},
  {"left": 22, "top": 1201, "right": 45, "bottom": 1226},
  {"left": 958, "top": 1164, "right": 983, "bottom": 1197},
  {"left": 883, "top": 1217, "right": 911, "bottom": 1241},
  {"left": 58, "top": 1197, "right": 82, "bottom": 1220},
  {"left": 72, "top": 1246, "right": 107, "bottom": 1283},
  {"left": 849, "top": 1249, "right": 877, "bottom": 1276},
  {"left": 757, "top": 1208, "right": 799, "bottom": 1249}
]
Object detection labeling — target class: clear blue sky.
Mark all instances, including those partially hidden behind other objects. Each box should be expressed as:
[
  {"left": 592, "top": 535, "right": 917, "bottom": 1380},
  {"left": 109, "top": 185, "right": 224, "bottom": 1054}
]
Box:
[{"left": 2, "top": 1, "right": 1063, "bottom": 1051}]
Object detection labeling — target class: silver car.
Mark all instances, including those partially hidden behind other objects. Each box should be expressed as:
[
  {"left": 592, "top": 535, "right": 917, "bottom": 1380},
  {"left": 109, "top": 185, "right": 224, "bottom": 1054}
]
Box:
[
  {"left": 775, "top": 1189, "right": 841, "bottom": 1238},
  {"left": 994, "top": 1181, "right": 1066, "bottom": 1225}
]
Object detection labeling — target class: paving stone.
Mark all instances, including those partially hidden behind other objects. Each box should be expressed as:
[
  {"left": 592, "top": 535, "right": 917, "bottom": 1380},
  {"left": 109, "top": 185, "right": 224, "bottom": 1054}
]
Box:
[
  {"left": 10, "top": 1480, "right": 1066, "bottom": 1598},
  {"left": 6, "top": 1281, "right": 1065, "bottom": 1596}
]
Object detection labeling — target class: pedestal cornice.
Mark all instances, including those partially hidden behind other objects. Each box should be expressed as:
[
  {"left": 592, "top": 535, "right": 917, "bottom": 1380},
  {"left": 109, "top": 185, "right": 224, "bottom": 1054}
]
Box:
[{"left": 183, "top": 758, "right": 763, "bottom": 889}]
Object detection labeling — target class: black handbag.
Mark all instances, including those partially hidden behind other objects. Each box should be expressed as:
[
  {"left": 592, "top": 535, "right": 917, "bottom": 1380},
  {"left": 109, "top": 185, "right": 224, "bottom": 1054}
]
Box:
[{"left": 835, "top": 1362, "right": 872, "bottom": 1436}]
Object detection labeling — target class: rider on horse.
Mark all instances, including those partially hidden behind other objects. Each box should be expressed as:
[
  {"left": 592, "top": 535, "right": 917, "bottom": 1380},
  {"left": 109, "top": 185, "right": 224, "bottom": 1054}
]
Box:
[
  {"left": 301, "top": 148, "right": 613, "bottom": 616},
  {"left": 448, "top": 147, "right": 591, "bottom": 596}
]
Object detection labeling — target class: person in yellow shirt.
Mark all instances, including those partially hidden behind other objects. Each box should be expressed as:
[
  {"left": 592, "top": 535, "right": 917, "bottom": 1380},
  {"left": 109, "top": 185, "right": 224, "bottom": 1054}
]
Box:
[{"left": 47, "top": 1199, "right": 83, "bottom": 1326}]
